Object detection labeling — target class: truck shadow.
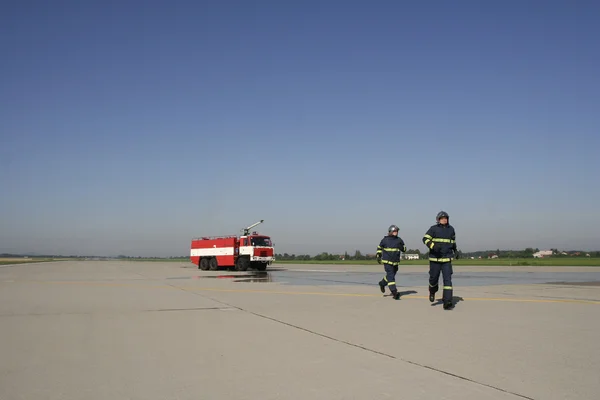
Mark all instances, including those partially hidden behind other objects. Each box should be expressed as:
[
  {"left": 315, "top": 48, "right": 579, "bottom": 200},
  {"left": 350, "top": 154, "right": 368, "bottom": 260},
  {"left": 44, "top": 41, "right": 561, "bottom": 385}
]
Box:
[
  {"left": 233, "top": 271, "right": 273, "bottom": 282},
  {"left": 190, "top": 271, "right": 277, "bottom": 283}
]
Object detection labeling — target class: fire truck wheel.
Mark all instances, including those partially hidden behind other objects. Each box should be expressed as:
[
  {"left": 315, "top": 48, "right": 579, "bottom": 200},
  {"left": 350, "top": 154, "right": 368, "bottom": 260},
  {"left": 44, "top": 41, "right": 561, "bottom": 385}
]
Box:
[
  {"left": 236, "top": 257, "right": 249, "bottom": 271},
  {"left": 209, "top": 258, "right": 219, "bottom": 271},
  {"left": 255, "top": 262, "right": 267, "bottom": 271},
  {"left": 199, "top": 258, "right": 209, "bottom": 270}
]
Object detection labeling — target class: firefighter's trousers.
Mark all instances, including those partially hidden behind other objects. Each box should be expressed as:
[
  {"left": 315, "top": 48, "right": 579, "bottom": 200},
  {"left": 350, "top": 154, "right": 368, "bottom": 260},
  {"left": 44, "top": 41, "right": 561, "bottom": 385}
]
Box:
[
  {"left": 429, "top": 261, "right": 453, "bottom": 304},
  {"left": 379, "top": 264, "right": 398, "bottom": 294}
]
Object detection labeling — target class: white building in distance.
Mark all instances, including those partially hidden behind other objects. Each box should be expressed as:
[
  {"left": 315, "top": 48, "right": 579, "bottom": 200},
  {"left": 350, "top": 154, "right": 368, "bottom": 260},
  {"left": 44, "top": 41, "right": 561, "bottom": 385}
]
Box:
[{"left": 533, "top": 250, "right": 553, "bottom": 258}]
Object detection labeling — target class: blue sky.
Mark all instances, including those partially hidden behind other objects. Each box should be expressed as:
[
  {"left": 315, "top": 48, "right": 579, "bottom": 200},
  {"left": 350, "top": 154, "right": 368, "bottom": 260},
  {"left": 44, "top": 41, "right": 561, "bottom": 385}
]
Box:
[{"left": 1, "top": 0, "right": 599, "bottom": 257}]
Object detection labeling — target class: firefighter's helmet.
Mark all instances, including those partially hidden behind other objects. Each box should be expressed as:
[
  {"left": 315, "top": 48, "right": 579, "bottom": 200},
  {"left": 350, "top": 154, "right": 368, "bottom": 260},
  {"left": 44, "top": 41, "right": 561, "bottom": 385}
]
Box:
[
  {"left": 436, "top": 211, "right": 449, "bottom": 222},
  {"left": 388, "top": 224, "right": 399, "bottom": 233}
]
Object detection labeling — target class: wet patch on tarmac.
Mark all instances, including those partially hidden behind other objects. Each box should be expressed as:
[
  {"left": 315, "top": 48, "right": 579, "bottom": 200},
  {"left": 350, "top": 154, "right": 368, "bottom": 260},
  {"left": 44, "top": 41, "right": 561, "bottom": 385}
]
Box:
[
  {"left": 168, "top": 270, "right": 600, "bottom": 288},
  {"left": 544, "top": 281, "right": 600, "bottom": 287},
  {"left": 167, "top": 272, "right": 275, "bottom": 283}
]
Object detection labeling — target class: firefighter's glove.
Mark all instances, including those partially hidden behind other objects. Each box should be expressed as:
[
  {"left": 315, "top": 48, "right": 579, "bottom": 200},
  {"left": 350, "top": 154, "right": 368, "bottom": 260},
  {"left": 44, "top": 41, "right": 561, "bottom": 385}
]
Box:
[
  {"left": 454, "top": 250, "right": 460, "bottom": 260},
  {"left": 376, "top": 255, "right": 382, "bottom": 264}
]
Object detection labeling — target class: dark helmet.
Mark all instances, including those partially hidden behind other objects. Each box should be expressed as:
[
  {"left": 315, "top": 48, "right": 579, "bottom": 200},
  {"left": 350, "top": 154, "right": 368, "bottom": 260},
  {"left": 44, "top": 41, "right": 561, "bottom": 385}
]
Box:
[
  {"left": 436, "top": 211, "right": 449, "bottom": 222},
  {"left": 388, "top": 224, "right": 399, "bottom": 233}
]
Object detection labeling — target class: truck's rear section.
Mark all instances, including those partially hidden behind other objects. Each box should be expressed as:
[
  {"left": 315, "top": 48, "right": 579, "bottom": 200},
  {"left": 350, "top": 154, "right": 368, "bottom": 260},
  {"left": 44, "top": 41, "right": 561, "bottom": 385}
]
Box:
[{"left": 190, "top": 236, "right": 237, "bottom": 270}]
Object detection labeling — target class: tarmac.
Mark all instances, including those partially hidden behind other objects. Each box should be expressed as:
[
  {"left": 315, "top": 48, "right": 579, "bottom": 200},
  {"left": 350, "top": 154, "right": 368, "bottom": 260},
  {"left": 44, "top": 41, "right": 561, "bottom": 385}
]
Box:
[{"left": 1, "top": 261, "right": 599, "bottom": 400}]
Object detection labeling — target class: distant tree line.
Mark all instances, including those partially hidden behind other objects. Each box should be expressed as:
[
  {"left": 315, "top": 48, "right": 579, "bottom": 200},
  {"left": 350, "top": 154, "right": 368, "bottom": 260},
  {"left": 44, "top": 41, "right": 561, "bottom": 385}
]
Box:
[
  {"left": 461, "top": 248, "right": 600, "bottom": 259},
  {"left": 276, "top": 249, "right": 424, "bottom": 261},
  {"left": 0, "top": 253, "right": 84, "bottom": 258},
  {"left": 275, "top": 248, "right": 600, "bottom": 261},
  {"left": 116, "top": 255, "right": 187, "bottom": 259}
]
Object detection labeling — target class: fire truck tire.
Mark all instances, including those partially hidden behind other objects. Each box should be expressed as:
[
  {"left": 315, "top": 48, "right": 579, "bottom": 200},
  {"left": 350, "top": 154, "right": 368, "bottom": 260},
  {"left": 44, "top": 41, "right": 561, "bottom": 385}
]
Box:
[
  {"left": 199, "top": 258, "right": 209, "bottom": 270},
  {"left": 255, "top": 262, "right": 267, "bottom": 271},
  {"left": 209, "top": 258, "right": 219, "bottom": 271},
  {"left": 236, "top": 257, "right": 250, "bottom": 271}
]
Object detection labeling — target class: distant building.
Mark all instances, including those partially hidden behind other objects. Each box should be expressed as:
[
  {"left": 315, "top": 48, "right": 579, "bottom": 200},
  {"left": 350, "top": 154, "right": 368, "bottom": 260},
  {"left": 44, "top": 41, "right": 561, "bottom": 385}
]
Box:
[
  {"left": 403, "top": 253, "right": 420, "bottom": 260},
  {"left": 533, "top": 250, "right": 553, "bottom": 258}
]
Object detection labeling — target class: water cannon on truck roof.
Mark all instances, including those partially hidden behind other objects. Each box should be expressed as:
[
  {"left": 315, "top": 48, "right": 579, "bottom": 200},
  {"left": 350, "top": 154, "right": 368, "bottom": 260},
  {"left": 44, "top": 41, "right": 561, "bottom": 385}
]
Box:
[{"left": 242, "top": 219, "right": 264, "bottom": 236}]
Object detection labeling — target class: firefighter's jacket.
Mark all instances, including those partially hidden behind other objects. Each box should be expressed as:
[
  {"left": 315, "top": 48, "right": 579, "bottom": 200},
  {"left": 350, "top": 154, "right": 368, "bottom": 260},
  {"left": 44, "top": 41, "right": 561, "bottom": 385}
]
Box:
[
  {"left": 423, "top": 223, "right": 457, "bottom": 262},
  {"left": 377, "top": 235, "right": 407, "bottom": 266}
]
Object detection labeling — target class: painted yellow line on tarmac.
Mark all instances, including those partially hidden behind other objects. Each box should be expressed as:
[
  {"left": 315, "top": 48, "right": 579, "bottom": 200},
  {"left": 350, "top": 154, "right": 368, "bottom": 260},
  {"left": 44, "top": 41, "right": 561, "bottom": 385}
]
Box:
[
  {"left": 26, "top": 280, "right": 600, "bottom": 305},
  {"left": 182, "top": 287, "right": 600, "bottom": 305},
  {"left": 184, "top": 286, "right": 381, "bottom": 298}
]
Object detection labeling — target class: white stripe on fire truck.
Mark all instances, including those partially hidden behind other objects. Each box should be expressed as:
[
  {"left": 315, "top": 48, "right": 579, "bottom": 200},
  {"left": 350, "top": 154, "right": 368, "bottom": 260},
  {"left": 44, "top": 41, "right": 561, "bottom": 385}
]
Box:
[{"left": 190, "top": 248, "right": 234, "bottom": 257}]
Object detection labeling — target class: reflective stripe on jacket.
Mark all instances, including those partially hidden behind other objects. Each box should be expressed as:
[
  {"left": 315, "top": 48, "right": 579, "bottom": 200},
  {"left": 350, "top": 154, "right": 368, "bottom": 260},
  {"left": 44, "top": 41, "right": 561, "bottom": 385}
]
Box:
[
  {"left": 377, "top": 235, "right": 407, "bottom": 266},
  {"left": 422, "top": 224, "right": 456, "bottom": 262}
]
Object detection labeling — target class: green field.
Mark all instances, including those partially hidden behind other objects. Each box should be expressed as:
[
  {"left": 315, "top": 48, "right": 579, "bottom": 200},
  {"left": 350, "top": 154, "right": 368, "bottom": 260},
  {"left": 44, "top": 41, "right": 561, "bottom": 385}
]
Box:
[
  {"left": 0, "top": 258, "right": 59, "bottom": 266},
  {"left": 3, "top": 257, "right": 599, "bottom": 267},
  {"left": 273, "top": 258, "right": 600, "bottom": 267},
  {"left": 121, "top": 257, "right": 600, "bottom": 267}
]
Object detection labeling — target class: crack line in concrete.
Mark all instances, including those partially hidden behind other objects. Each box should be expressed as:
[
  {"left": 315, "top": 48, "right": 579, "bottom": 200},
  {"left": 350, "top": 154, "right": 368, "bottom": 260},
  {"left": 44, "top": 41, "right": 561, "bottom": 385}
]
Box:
[
  {"left": 165, "top": 282, "right": 535, "bottom": 400},
  {"left": 218, "top": 301, "right": 536, "bottom": 400}
]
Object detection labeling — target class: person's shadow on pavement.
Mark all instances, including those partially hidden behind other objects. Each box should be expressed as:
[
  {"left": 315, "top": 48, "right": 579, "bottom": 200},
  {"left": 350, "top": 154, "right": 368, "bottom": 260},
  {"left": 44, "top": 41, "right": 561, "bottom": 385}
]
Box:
[
  {"left": 384, "top": 290, "right": 418, "bottom": 299},
  {"left": 431, "top": 296, "right": 464, "bottom": 308}
]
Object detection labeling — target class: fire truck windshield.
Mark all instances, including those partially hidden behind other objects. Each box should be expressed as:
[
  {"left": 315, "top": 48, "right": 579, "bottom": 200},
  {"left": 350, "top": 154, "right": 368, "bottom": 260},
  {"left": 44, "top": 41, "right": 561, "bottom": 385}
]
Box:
[{"left": 250, "top": 237, "right": 272, "bottom": 247}]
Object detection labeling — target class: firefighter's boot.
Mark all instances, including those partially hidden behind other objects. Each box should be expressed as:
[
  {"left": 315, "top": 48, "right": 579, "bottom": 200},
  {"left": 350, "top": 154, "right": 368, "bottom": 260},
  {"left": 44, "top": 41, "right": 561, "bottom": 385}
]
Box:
[
  {"left": 429, "top": 284, "right": 438, "bottom": 303},
  {"left": 378, "top": 279, "right": 386, "bottom": 293},
  {"left": 392, "top": 291, "right": 400, "bottom": 300}
]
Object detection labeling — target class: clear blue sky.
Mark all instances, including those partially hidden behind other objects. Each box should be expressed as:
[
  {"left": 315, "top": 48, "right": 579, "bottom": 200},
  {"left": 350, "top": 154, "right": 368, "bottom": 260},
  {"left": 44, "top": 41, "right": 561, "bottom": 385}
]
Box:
[{"left": 1, "top": 1, "right": 599, "bottom": 257}]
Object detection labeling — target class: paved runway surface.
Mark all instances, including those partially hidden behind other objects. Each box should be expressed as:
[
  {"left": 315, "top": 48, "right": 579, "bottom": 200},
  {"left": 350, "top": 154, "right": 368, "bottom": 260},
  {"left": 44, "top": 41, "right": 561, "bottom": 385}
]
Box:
[{"left": 2, "top": 261, "right": 599, "bottom": 400}]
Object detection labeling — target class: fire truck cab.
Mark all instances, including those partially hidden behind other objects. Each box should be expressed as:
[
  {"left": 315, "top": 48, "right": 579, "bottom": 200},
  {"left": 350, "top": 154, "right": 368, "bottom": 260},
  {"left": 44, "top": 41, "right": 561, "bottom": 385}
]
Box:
[{"left": 190, "top": 220, "right": 275, "bottom": 271}]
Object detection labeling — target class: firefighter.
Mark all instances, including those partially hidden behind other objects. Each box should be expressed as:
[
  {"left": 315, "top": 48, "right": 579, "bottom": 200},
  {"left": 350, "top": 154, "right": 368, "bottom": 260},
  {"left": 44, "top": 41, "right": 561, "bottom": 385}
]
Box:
[
  {"left": 422, "top": 211, "right": 459, "bottom": 310},
  {"left": 376, "top": 225, "right": 407, "bottom": 300}
]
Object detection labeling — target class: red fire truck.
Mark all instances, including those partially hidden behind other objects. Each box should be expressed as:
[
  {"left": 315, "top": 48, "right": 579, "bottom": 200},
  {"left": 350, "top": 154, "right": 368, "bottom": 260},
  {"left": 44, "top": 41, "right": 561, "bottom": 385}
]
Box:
[{"left": 190, "top": 220, "right": 275, "bottom": 271}]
